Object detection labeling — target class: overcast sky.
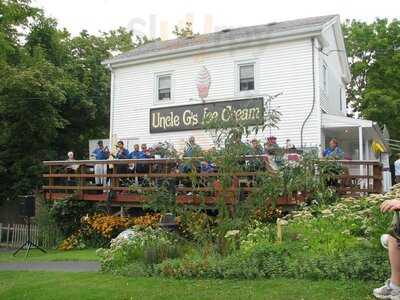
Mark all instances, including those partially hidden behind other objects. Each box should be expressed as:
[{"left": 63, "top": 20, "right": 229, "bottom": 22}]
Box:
[{"left": 32, "top": 0, "right": 400, "bottom": 39}]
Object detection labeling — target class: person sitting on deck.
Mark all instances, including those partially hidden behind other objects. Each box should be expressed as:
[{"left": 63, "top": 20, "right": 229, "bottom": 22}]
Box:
[
  {"left": 323, "top": 138, "right": 344, "bottom": 159},
  {"left": 91, "top": 140, "right": 109, "bottom": 186},
  {"left": 65, "top": 151, "right": 79, "bottom": 186}
]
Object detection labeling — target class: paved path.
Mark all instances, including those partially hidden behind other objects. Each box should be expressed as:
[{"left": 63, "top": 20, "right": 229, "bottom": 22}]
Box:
[{"left": 0, "top": 261, "right": 100, "bottom": 272}]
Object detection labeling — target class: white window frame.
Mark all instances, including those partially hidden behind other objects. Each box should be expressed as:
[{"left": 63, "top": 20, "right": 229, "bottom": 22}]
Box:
[
  {"left": 235, "top": 60, "right": 258, "bottom": 96},
  {"left": 322, "top": 62, "right": 328, "bottom": 95},
  {"left": 154, "top": 72, "right": 174, "bottom": 105}
]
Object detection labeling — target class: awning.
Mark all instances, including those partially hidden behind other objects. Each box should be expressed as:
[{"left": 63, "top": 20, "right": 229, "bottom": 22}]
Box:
[
  {"left": 321, "top": 113, "right": 389, "bottom": 153},
  {"left": 322, "top": 114, "right": 373, "bottom": 128}
]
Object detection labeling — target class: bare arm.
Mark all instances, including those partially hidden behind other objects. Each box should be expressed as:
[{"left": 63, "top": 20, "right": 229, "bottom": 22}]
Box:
[{"left": 381, "top": 200, "right": 400, "bottom": 213}]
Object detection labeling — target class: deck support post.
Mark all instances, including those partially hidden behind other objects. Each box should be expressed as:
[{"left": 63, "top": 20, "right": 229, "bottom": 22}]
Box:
[{"left": 358, "top": 126, "right": 364, "bottom": 190}]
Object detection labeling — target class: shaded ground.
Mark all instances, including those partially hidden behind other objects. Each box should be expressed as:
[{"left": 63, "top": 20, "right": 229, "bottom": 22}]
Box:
[
  {"left": 0, "top": 261, "right": 100, "bottom": 272},
  {"left": 0, "top": 248, "right": 98, "bottom": 262},
  {"left": 0, "top": 271, "right": 376, "bottom": 300}
]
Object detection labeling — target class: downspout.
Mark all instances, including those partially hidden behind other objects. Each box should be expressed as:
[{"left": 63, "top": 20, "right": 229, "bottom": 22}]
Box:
[
  {"left": 107, "top": 63, "right": 115, "bottom": 148},
  {"left": 300, "top": 37, "right": 316, "bottom": 148}
]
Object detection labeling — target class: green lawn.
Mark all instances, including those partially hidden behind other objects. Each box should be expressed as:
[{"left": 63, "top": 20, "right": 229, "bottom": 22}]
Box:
[
  {"left": 0, "top": 271, "right": 376, "bottom": 300},
  {"left": 0, "top": 248, "right": 98, "bottom": 262},
  {"left": 0, "top": 249, "right": 377, "bottom": 299}
]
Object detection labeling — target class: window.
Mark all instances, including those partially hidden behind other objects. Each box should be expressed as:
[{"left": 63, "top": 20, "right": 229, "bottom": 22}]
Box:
[
  {"left": 157, "top": 75, "right": 171, "bottom": 101},
  {"left": 322, "top": 64, "right": 328, "bottom": 93},
  {"left": 239, "top": 64, "right": 255, "bottom": 91}
]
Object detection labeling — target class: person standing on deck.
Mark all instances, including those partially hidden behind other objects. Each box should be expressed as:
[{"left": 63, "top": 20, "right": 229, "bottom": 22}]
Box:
[
  {"left": 141, "top": 144, "right": 152, "bottom": 158},
  {"left": 112, "top": 140, "right": 130, "bottom": 175},
  {"left": 130, "top": 144, "right": 145, "bottom": 159},
  {"left": 182, "top": 136, "right": 202, "bottom": 172},
  {"left": 130, "top": 144, "right": 147, "bottom": 184},
  {"left": 394, "top": 154, "right": 400, "bottom": 184},
  {"left": 92, "top": 140, "right": 109, "bottom": 186},
  {"left": 323, "top": 138, "right": 344, "bottom": 159}
]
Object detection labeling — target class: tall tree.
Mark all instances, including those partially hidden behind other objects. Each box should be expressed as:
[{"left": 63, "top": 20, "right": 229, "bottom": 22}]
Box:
[
  {"left": 343, "top": 18, "right": 400, "bottom": 140},
  {"left": 0, "top": 0, "right": 138, "bottom": 203}
]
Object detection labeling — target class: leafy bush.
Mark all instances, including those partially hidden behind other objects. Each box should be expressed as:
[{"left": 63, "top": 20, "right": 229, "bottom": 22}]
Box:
[
  {"left": 49, "top": 198, "right": 97, "bottom": 237},
  {"left": 155, "top": 195, "right": 392, "bottom": 281},
  {"left": 98, "top": 227, "right": 183, "bottom": 276},
  {"left": 59, "top": 213, "right": 161, "bottom": 250}
]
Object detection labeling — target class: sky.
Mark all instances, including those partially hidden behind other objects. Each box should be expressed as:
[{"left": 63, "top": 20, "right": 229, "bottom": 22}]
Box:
[{"left": 32, "top": 0, "right": 400, "bottom": 39}]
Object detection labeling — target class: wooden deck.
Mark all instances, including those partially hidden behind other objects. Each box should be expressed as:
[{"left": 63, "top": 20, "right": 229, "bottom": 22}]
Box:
[{"left": 41, "top": 157, "right": 383, "bottom": 207}]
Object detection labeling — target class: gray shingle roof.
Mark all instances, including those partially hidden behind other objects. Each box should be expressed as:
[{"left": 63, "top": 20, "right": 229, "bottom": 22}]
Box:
[{"left": 105, "top": 15, "right": 337, "bottom": 65}]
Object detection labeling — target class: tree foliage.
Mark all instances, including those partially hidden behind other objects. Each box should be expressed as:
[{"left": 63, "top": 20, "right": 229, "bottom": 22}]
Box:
[
  {"left": 172, "top": 22, "right": 198, "bottom": 38},
  {"left": 343, "top": 18, "right": 400, "bottom": 140},
  {"left": 0, "top": 0, "right": 138, "bottom": 201}
]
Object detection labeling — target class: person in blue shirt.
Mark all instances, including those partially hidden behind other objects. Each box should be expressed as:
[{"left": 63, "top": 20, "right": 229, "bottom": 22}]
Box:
[
  {"left": 130, "top": 144, "right": 145, "bottom": 159},
  {"left": 113, "top": 140, "right": 129, "bottom": 175},
  {"left": 323, "top": 138, "right": 344, "bottom": 159},
  {"left": 92, "top": 140, "right": 109, "bottom": 186},
  {"left": 115, "top": 141, "right": 129, "bottom": 159}
]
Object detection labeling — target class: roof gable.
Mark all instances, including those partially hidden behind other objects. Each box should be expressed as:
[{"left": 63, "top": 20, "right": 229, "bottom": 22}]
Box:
[{"left": 104, "top": 15, "right": 338, "bottom": 66}]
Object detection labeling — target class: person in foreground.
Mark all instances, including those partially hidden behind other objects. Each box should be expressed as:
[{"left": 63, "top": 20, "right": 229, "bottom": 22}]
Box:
[{"left": 374, "top": 198, "right": 400, "bottom": 299}]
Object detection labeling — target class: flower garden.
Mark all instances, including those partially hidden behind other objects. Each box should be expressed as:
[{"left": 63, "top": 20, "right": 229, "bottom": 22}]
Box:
[
  {"left": 39, "top": 182, "right": 394, "bottom": 284},
  {"left": 36, "top": 110, "right": 396, "bottom": 286}
]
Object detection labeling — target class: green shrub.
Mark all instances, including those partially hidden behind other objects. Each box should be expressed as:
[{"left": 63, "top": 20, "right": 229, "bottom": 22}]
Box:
[
  {"left": 155, "top": 196, "right": 392, "bottom": 282},
  {"left": 98, "top": 227, "right": 183, "bottom": 276}
]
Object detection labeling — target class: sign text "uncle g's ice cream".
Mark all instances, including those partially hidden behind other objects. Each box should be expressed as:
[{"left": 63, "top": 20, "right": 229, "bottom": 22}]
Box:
[{"left": 149, "top": 97, "right": 264, "bottom": 133}]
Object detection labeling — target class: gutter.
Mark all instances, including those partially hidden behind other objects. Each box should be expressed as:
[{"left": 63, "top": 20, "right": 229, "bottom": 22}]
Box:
[
  {"left": 300, "top": 37, "right": 316, "bottom": 148},
  {"left": 107, "top": 64, "right": 115, "bottom": 148},
  {"left": 102, "top": 26, "right": 324, "bottom": 68}
]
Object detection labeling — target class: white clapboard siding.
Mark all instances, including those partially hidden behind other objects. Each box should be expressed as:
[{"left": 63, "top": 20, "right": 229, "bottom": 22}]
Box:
[
  {"left": 319, "top": 26, "right": 346, "bottom": 116},
  {"left": 111, "top": 38, "right": 321, "bottom": 151}
]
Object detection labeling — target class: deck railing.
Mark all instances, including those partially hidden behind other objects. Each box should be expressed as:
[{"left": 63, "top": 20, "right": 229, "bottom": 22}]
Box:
[{"left": 42, "top": 157, "right": 383, "bottom": 207}]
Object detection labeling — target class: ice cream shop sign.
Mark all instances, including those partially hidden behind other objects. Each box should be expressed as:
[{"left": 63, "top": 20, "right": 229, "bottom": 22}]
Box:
[{"left": 150, "top": 97, "right": 264, "bottom": 133}]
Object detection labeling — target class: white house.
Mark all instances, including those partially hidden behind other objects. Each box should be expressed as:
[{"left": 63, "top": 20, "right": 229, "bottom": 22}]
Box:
[{"left": 102, "top": 15, "right": 389, "bottom": 165}]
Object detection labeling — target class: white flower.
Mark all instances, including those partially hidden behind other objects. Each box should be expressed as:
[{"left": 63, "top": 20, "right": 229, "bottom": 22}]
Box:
[{"left": 225, "top": 230, "right": 240, "bottom": 238}]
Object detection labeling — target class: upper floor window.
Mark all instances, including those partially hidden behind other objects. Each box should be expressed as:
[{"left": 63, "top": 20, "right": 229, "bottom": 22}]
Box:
[
  {"left": 157, "top": 75, "right": 171, "bottom": 101},
  {"left": 322, "top": 64, "right": 328, "bottom": 93},
  {"left": 239, "top": 64, "right": 255, "bottom": 91}
]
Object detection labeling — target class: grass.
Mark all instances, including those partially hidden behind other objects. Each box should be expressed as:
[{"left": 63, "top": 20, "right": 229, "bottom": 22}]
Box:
[
  {"left": 0, "top": 271, "right": 376, "bottom": 300},
  {"left": 0, "top": 248, "right": 98, "bottom": 262}
]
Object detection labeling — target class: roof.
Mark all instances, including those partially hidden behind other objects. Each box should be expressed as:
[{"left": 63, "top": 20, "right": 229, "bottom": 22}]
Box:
[
  {"left": 103, "top": 15, "right": 338, "bottom": 66},
  {"left": 322, "top": 113, "right": 389, "bottom": 151},
  {"left": 322, "top": 113, "right": 374, "bottom": 128}
]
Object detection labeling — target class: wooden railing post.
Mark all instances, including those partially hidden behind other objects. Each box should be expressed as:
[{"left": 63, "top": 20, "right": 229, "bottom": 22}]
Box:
[
  {"left": 49, "top": 166, "right": 53, "bottom": 201},
  {"left": 373, "top": 163, "right": 383, "bottom": 194},
  {"left": 79, "top": 164, "right": 84, "bottom": 199}
]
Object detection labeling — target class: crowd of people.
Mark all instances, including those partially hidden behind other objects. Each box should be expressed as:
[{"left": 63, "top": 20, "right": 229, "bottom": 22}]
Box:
[{"left": 63, "top": 136, "right": 347, "bottom": 187}]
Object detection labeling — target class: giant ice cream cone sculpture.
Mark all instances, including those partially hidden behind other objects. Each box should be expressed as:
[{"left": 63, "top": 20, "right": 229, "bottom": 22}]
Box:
[{"left": 196, "top": 66, "right": 211, "bottom": 101}]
